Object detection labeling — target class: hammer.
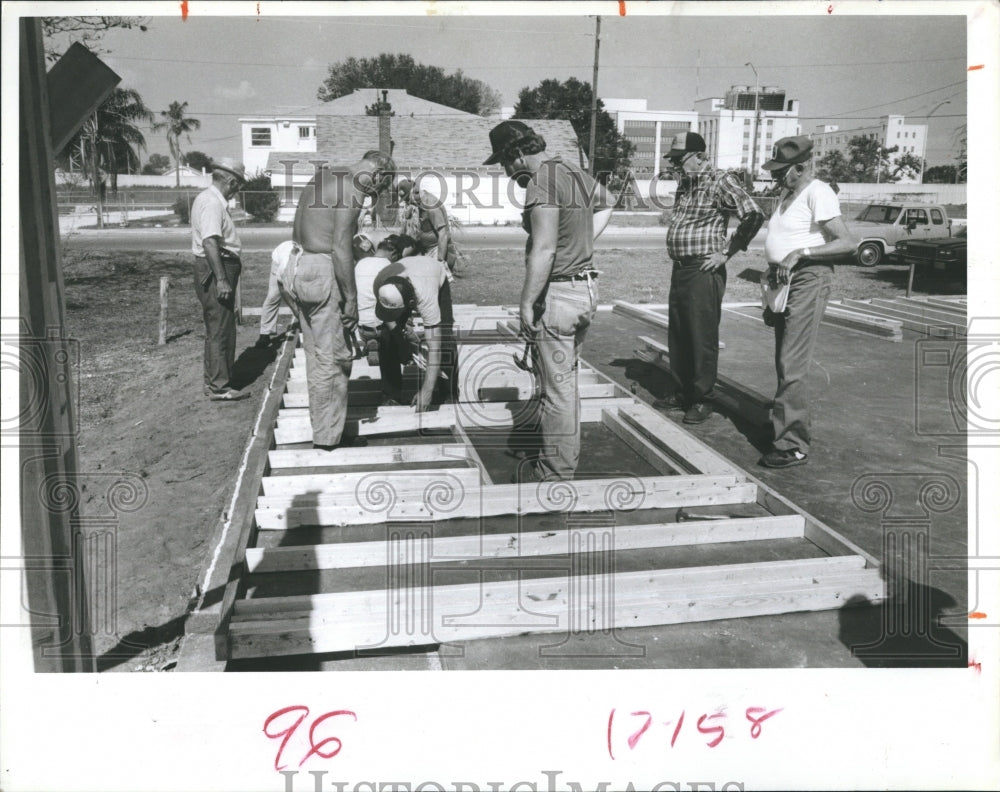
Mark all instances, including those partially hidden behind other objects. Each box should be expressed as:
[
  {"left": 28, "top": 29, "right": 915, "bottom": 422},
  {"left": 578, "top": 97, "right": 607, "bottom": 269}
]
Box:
[{"left": 513, "top": 336, "right": 535, "bottom": 374}]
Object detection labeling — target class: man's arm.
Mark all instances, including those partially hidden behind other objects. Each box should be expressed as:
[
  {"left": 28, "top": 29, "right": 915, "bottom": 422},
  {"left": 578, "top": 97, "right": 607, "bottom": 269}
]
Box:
[
  {"left": 423, "top": 197, "right": 451, "bottom": 262},
  {"left": 592, "top": 182, "right": 615, "bottom": 240},
  {"left": 201, "top": 236, "right": 232, "bottom": 302},
  {"left": 521, "top": 205, "right": 558, "bottom": 335},
  {"left": 413, "top": 325, "right": 442, "bottom": 412},
  {"left": 331, "top": 207, "right": 360, "bottom": 331},
  {"left": 703, "top": 174, "right": 764, "bottom": 271},
  {"left": 774, "top": 215, "right": 857, "bottom": 284}
]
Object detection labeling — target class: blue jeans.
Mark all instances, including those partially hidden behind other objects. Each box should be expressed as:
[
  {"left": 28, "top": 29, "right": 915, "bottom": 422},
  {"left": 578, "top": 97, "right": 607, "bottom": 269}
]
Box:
[
  {"left": 532, "top": 279, "right": 598, "bottom": 480},
  {"left": 278, "top": 251, "right": 353, "bottom": 447}
]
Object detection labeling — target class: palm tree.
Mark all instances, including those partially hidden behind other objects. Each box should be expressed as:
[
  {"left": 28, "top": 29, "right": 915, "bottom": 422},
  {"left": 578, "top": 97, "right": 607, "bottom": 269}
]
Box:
[
  {"left": 60, "top": 86, "right": 156, "bottom": 228},
  {"left": 155, "top": 101, "right": 201, "bottom": 188}
]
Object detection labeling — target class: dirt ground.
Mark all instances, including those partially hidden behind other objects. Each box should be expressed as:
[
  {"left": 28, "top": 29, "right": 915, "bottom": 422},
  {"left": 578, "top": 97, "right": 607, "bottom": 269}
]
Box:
[{"left": 60, "top": 242, "right": 964, "bottom": 671}]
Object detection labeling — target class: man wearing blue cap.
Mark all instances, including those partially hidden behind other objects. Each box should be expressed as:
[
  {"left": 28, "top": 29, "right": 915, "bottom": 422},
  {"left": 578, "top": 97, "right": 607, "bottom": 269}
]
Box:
[{"left": 663, "top": 131, "right": 764, "bottom": 425}]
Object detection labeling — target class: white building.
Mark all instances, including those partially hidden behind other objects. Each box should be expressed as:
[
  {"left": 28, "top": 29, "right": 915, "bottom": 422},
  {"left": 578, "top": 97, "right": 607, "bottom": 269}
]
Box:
[
  {"left": 810, "top": 115, "right": 927, "bottom": 184},
  {"left": 694, "top": 86, "right": 801, "bottom": 177},
  {"left": 239, "top": 116, "right": 317, "bottom": 176},
  {"left": 602, "top": 98, "right": 698, "bottom": 177}
]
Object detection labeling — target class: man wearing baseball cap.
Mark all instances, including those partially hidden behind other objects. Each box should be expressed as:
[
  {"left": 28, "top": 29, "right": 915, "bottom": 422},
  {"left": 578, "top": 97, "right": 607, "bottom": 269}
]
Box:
[
  {"left": 396, "top": 178, "right": 458, "bottom": 275},
  {"left": 483, "top": 120, "right": 615, "bottom": 482},
  {"left": 370, "top": 235, "right": 457, "bottom": 410},
  {"left": 758, "top": 135, "right": 856, "bottom": 468},
  {"left": 662, "top": 131, "right": 764, "bottom": 424},
  {"left": 191, "top": 157, "right": 249, "bottom": 401}
]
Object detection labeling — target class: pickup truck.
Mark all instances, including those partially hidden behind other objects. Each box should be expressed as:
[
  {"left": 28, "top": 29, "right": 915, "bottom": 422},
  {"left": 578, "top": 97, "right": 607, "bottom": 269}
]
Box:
[{"left": 844, "top": 201, "right": 953, "bottom": 266}]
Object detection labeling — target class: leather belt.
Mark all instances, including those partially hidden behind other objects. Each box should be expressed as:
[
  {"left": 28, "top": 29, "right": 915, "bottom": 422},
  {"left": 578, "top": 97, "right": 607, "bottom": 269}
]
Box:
[{"left": 550, "top": 270, "right": 598, "bottom": 282}]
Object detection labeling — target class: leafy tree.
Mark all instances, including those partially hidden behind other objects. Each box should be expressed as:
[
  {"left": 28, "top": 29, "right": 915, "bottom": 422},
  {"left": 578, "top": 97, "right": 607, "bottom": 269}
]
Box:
[
  {"left": 155, "top": 101, "right": 202, "bottom": 188},
  {"left": 317, "top": 53, "right": 501, "bottom": 116},
  {"left": 184, "top": 150, "right": 212, "bottom": 172},
  {"left": 56, "top": 86, "right": 155, "bottom": 226},
  {"left": 923, "top": 165, "right": 958, "bottom": 184},
  {"left": 42, "top": 16, "right": 148, "bottom": 62},
  {"left": 513, "top": 77, "right": 634, "bottom": 182},
  {"left": 952, "top": 123, "right": 967, "bottom": 183},
  {"left": 142, "top": 153, "right": 172, "bottom": 175},
  {"left": 241, "top": 173, "right": 281, "bottom": 223},
  {"left": 815, "top": 150, "right": 851, "bottom": 183},
  {"left": 890, "top": 152, "right": 924, "bottom": 181},
  {"left": 841, "top": 136, "right": 901, "bottom": 183}
]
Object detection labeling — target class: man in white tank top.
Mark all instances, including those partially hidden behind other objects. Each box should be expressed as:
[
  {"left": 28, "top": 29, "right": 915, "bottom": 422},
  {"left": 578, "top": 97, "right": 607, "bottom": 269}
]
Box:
[{"left": 759, "top": 136, "right": 857, "bottom": 468}]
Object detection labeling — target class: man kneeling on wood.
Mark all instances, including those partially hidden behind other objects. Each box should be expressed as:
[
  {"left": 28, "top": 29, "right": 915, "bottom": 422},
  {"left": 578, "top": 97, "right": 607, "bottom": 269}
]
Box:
[{"left": 371, "top": 234, "right": 458, "bottom": 412}]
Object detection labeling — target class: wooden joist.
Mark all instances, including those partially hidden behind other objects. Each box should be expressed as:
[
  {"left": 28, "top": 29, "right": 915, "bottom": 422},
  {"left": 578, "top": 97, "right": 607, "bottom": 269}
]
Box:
[
  {"left": 613, "top": 300, "right": 670, "bottom": 331},
  {"left": 896, "top": 297, "right": 967, "bottom": 315},
  {"left": 823, "top": 305, "right": 903, "bottom": 341},
  {"left": 282, "top": 381, "right": 617, "bottom": 408},
  {"left": 613, "top": 405, "right": 740, "bottom": 476},
  {"left": 259, "top": 466, "right": 483, "bottom": 499},
  {"left": 839, "top": 299, "right": 965, "bottom": 337},
  {"left": 869, "top": 298, "right": 969, "bottom": 326},
  {"left": 226, "top": 557, "right": 882, "bottom": 659},
  {"left": 636, "top": 335, "right": 773, "bottom": 426},
  {"left": 254, "top": 473, "right": 758, "bottom": 529},
  {"left": 267, "top": 443, "right": 474, "bottom": 474},
  {"left": 244, "top": 514, "right": 806, "bottom": 573},
  {"left": 272, "top": 398, "right": 638, "bottom": 445}
]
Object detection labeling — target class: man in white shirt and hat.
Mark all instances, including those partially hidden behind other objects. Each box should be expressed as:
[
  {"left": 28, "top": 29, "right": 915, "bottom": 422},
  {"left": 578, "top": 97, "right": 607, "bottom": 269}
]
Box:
[
  {"left": 190, "top": 157, "right": 249, "bottom": 401},
  {"left": 758, "top": 136, "right": 856, "bottom": 468}
]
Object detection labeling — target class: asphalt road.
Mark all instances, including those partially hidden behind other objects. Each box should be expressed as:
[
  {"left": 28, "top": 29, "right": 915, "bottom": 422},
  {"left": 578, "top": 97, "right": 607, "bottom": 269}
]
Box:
[{"left": 60, "top": 226, "right": 767, "bottom": 253}]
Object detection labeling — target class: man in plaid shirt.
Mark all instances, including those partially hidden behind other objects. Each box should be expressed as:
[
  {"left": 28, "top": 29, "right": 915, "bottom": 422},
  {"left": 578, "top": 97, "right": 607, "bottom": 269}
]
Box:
[{"left": 663, "top": 132, "right": 764, "bottom": 424}]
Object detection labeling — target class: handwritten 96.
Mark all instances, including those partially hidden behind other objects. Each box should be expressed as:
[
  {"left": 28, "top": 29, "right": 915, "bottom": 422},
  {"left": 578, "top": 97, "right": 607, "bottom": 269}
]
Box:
[
  {"left": 264, "top": 706, "right": 358, "bottom": 771},
  {"left": 607, "top": 705, "right": 783, "bottom": 759}
]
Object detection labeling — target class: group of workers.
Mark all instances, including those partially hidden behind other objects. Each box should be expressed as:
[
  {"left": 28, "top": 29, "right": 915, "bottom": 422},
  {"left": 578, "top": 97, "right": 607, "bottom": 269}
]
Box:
[{"left": 191, "top": 121, "right": 855, "bottom": 479}]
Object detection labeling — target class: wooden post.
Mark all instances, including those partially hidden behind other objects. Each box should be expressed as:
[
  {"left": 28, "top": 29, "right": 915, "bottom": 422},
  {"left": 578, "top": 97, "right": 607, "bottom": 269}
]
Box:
[{"left": 159, "top": 276, "right": 170, "bottom": 345}]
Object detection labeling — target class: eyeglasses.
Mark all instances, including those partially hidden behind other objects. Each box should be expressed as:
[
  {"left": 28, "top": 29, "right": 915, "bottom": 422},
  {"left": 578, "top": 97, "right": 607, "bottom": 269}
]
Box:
[{"left": 668, "top": 151, "right": 695, "bottom": 169}]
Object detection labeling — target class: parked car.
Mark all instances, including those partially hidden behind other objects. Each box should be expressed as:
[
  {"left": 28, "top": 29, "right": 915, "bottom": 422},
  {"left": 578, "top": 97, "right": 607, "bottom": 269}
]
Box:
[
  {"left": 844, "top": 201, "right": 953, "bottom": 266},
  {"left": 896, "top": 224, "right": 967, "bottom": 290}
]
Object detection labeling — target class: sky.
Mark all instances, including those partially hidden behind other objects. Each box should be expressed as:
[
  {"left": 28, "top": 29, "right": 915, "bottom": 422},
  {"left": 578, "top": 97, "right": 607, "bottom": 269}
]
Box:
[{"left": 33, "top": 2, "right": 973, "bottom": 170}]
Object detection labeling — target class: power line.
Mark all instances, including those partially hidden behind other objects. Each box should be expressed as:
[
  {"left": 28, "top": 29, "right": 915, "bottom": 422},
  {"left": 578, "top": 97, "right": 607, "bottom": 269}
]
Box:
[
  {"left": 826, "top": 80, "right": 966, "bottom": 118},
  {"left": 103, "top": 52, "right": 966, "bottom": 70}
]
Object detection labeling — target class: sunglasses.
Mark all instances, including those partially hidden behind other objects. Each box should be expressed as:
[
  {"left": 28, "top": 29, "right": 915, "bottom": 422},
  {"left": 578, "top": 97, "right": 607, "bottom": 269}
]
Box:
[{"left": 668, "top": 151, "right": 696, "bottom": 169}]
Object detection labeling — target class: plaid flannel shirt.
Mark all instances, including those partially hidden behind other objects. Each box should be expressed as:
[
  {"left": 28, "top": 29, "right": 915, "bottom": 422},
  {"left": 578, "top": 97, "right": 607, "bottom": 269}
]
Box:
[{"left": 666, "top": 164, "right": 762, "bottom": 260}]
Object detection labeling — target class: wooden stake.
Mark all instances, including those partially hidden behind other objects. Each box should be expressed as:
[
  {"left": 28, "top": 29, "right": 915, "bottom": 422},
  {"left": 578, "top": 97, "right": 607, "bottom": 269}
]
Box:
[{"left": 158, "top": 276, "right": 169, "bottom": 345}]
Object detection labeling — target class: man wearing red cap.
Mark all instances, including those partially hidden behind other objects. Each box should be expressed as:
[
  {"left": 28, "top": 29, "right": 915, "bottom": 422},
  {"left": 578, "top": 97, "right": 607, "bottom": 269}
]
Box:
[
  {"left": 663, "top": 131, "right": 764, "bottom": 424},
  {"left": 484, "top": 120, "right": 615, "bottom": 481},
  {"left": 758, "top": 136, "right": 856, "bottom": 468}
]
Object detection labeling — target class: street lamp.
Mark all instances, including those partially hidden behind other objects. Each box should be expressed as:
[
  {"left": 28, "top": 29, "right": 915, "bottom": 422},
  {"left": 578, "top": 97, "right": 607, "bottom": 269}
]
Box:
[
  {"left": 921, "top": 100, "right": 951, "bottom": 184},
  {"left": 745, "top": 62, "right": 761, "bottom": 182}
]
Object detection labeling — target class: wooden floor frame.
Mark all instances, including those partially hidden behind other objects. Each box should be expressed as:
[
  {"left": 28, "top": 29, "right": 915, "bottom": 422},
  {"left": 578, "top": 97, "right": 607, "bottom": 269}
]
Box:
[{"left": 194, "top": 307, "right": 885, "bottom": 664}]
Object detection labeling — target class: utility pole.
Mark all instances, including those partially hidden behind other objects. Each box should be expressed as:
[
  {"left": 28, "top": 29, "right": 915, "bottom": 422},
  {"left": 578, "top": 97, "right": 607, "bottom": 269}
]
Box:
[
  {"left": 588, "top": 15, "right": 601, "bottom": 177},
  {"left": 745, "top": 62, "right": 761, "bottom": 183}
]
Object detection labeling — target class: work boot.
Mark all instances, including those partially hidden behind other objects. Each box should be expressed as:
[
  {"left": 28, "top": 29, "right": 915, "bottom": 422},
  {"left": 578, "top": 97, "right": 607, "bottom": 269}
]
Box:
[
  {"left": 759, "top": 448, "right": 808, "bottom": 468},
  {"left": 682, "top": 402, "right": 713, "bottom": 424}
]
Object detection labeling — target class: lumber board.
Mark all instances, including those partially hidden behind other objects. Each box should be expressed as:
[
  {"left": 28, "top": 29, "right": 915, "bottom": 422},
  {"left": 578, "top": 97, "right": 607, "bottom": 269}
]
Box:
[
  {"left": 637, "top": 335, "right": 773, "bottom": 424},
  {"left": 244, "top": 514, "right": 806, "bottom": 572},
  {"left": 186, "top": 333, "right": 299, "bottom": 637},
  {"left": 840, "top": 300, "right": 965, "bottom": 337},
  {"left": 260, "top": 466, "right": 484, "bottom": 499},
  {"left": 268, "top": 443, "right": 472, "bottom": 472},
  {"left": 615, "top": 405, "right": 741, "bottom": 476},
  {"left": 916, "top": 297, "right": 968, "bottom": 313},
  {"left": 254, "top": 474, "right": 759, "bottom": 529},
  {"left": 283, "top": 381, "right": 617, "bottom": 407},
  {"left": 225, "top": 561, "right": 882, "bottom": 658},
  {"left": 613, "top": 300, "right": 671, "bottom": 331},
  {"left": 285, "top": 368, "right": 602, "bottom": 390},
  {"left": 273, "top": 399, "right": 638, "bottom": 445},
  {"left": 823, "top": 305, "right": 903, "bottom": 341},
  {"left": 753, "top": 476, "right": 882, "bottom": 568},
  {"left": 601, "top": 410, "right": 689, "bottom": 476},
  {"left": 869, "top": 298, "right": 971, "bottom": 326}
]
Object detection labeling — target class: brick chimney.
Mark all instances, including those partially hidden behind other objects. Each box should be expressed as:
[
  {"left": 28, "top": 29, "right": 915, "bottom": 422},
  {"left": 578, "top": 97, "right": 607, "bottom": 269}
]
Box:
[{"left": 378, "top": 89, "right": 392, "bottom": 155}]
